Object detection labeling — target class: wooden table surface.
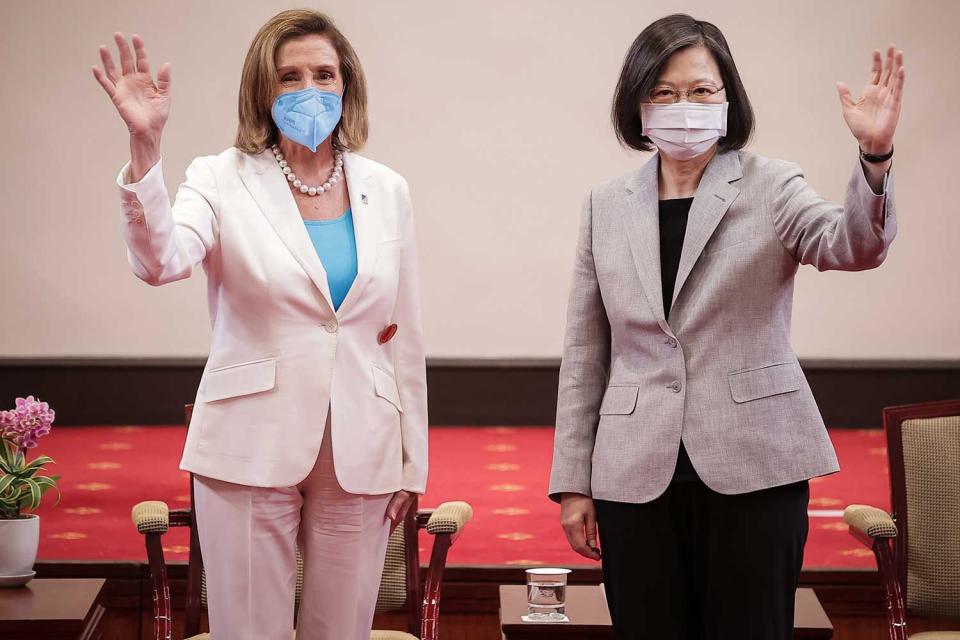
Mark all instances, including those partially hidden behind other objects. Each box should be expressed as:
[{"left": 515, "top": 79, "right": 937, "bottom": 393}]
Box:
[
  {"left": 501, "top": 584, "right": 612, "bottom": 638},
  {"left": 794, "top": 588, "right": 835, "bottom": 639},
  {"left": 0, "top": 578, "right": 106, "bottom": 639},
  {"left": 500, "top": 585, "right": 833, "bottom": 639}
]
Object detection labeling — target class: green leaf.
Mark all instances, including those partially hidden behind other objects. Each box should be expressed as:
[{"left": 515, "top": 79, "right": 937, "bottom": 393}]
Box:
[
  {"left": 18, "top": 465, "right": 46, "bottom": 479},
  {"left": 0, "top": 443, "right": 15, "bottom": 471},
  {"left": 20, "top": 477, "right": 41, "bottom": 511},
  {"left": 0, "top": 474, "right": 15, "bottom": 496},
  {"left": 34, "top": 476, "right": 58, "bottom": 494},
  {"left": 22, "top": 456, "right": 53, "bottom": 473},
  {"left": 33, "top": 476, "right": 61, "bottom": 507}
]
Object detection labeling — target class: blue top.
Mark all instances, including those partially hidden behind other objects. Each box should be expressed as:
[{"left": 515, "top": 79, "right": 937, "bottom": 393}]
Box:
[{"left": 303, "top": 209, "right": 358, "bottom": 311}]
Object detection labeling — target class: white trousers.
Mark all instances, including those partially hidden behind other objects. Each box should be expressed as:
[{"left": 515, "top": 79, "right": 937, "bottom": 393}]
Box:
[{"left": 193, "top": 416, "right": 394, "bottom": 640}]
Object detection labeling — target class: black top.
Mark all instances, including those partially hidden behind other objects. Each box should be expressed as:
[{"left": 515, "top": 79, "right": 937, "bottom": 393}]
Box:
[{"left": 658, "top": 197, "right": 698, "bottom": 482}]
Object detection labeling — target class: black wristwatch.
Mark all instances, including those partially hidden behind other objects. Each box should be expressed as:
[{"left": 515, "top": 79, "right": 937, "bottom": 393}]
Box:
[{"left": 860, "top": 146, "right": 894, "bottom": 163}]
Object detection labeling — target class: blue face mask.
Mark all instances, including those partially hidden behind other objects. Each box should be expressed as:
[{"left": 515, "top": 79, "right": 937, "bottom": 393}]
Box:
[{"left": 271, "top": 88, "right": 343, "bottom": 153}]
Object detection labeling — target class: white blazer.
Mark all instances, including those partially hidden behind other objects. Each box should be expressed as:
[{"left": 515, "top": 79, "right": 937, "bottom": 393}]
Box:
[{"left": 116, "top": 148, "right": 428, "bottom": 494}]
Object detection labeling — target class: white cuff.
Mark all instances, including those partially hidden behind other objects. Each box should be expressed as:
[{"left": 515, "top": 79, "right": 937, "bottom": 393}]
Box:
[
  {"left": 116, "top": 159, "right": 167, "bottom": 227},
  {"left": 117, "top": 158, "right": 164, "bottom": 193}
]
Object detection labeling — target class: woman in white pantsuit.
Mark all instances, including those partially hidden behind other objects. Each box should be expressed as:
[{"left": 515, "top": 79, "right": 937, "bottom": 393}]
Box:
[{"left": 92, "top": 10, "right": 428, "bottom": 639}]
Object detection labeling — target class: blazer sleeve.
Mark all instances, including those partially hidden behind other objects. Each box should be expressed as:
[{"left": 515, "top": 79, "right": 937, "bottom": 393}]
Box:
[
  {"left": 548, "top": 191, "right": 611, "bottom": 504},
  {"left": 769, "top": 159, "right": 897, "bottom": 271},
  {"left": 392, "top": 178, "right": 429, "bottom": 495},
  {"left": 116, "top": 157, "right": 219, "bottom": 286}
]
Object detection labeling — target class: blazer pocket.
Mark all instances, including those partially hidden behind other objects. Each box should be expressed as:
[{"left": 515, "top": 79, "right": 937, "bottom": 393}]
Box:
[
  {"left": 203, "top": 357, "right": 277, "bottom": 402},
  {"left": 728, "top": 361, "right": 803, "bottom": 404},
  {"left": 372, "top": 364, "right": 404, "bottom": 413},
  {"left": 705, "top": 232, "right": 759, "bottom": 255},
  {"left": 599, "top": 385, "right": 640, "bottom": 415}
]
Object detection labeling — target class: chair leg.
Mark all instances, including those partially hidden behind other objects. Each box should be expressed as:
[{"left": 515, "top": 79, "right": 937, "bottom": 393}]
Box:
[
  {"left": 145, "top": 534, "right": 173, "bottom": 640},
  {"left": 420, "top": 534, "right": 452, "bottom": 640},
  {"left": 183, "top": 512, "right": 204, "bottom": 637},
  {"left": 874, "top": 538, "right": 907, "bottom": 640}
]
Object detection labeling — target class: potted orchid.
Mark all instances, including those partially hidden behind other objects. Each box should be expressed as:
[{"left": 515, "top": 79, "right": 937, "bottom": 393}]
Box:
[{"left": 0, "top": 396, "right": 59, "bottom": 586}]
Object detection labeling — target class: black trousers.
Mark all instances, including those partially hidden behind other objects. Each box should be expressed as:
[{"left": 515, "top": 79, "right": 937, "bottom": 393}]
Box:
[{"left": 594, "top": 477, "right": 809, "bottom": 640}]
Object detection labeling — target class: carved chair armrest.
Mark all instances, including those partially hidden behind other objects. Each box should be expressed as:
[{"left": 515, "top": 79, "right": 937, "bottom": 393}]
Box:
[
  {"left": 131, "top": 500, "right": 171, "bottom": 535},
  {"left": 844, "top": 504, "right": 898, "bottom": 541},
  {"left": 418, "top": 502, "right": 473, "bottom": 640},
  {"left": 424, "top": 501, "right": 473, "bottom": 536},
  {"left": 844, "top": 504, "right": 907, "bottom": 638}
]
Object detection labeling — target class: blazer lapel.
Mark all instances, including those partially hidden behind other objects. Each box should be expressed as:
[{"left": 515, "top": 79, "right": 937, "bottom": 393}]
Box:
[
  {"left": 671, "top": 151, "right": 743, "bottom": 306},
  {"left": 624, "top": 155, "right": 670, "bottom": 331},
  {"left": 334, "top": 152, "right": 375, "bottom": 319},
  {"left": 238, "top": 150, "right": 336, "bottom": 314}
]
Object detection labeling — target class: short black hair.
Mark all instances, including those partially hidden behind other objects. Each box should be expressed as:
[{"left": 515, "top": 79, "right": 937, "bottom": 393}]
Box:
[{"left": 612, "top": 14, "right": 754, "bottom": 152}]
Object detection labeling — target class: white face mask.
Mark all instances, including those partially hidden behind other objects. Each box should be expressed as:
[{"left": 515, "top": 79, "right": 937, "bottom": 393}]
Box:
[{"left": 641, "top": 102, "right": 728, "bottom": 161}]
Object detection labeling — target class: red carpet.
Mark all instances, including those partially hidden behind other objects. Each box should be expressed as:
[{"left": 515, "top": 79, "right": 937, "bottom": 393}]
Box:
[{"left": 31, "top": 426, "right": 888, "bottom": 569}]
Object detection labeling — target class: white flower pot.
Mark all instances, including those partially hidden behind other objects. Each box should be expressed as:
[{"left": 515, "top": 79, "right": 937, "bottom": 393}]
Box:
[{"left": 0, "top": 514, "right": 39, "bottom": 578}]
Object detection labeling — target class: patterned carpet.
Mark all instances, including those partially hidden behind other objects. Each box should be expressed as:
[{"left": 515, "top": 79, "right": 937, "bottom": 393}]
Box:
[{"left": 31, "top": 425, "right": 888, "bottom": 569}]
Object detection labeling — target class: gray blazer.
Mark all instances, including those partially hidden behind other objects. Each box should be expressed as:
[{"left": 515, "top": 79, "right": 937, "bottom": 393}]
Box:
[{"left": 548, "top": 150, "right": 896, "bottom": 504}]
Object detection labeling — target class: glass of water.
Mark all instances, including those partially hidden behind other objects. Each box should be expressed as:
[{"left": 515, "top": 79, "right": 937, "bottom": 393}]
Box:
[{"left": 524, "top": 567, "right": 572, "bottom": 622}]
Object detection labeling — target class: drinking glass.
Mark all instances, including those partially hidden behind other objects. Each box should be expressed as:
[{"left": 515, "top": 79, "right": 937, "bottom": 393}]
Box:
[{"left": 524, "top": 567, "right": 572, "bottom": 622}]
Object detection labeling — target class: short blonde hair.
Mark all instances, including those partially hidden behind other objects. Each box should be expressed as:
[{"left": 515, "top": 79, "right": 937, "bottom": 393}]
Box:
[{"left": 236, "top": 9, "right": 368, "bottom": 154}]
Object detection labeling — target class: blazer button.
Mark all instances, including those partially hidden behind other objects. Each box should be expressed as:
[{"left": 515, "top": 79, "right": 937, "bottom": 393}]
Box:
[
  {"left": 668, "top": 381, "right": 682, "bottom": 393},
  {"left": 324, "top": 321, "right": 338, "bottom": 333},
  {"left": 666, "top": 337, "right": 679, "bottom": 348}
]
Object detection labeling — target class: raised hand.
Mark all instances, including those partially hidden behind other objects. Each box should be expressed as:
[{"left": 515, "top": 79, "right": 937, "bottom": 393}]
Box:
[
  {"left": 836, "top": 45, "right": 905, "bottom": 155},
  {"left": 92, "top": 33, "right": 171, "bottom": 140}
]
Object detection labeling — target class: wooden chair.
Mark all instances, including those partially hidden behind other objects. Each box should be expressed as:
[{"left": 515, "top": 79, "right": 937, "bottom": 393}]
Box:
[
  {"left": 131, "top": 405, "right": 472, "bottom": 640},
  {"left": 844, "top": 398, "right": 960, "bottom": 640}
]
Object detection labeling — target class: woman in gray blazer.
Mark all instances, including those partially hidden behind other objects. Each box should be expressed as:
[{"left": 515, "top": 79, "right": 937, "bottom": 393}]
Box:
[{"left": 548, "top": 14, "right": 903, "bottom": 640}]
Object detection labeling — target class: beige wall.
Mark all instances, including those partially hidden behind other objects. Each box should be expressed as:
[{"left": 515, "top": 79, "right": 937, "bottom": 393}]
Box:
[{"left": 0, "top": 0, "right": 957, "bottom": 359}]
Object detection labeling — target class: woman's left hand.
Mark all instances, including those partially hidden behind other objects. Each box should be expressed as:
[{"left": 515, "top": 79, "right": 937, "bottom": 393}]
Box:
[
  {"left": 385, "top": 490, "right": 415, "bottom": 533},
  {"left": 836, "top": 44, "right": 905, "bottom": 154}
]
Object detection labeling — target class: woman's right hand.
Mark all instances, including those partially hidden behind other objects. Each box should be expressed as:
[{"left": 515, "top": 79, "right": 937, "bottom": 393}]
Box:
[
  {"left": 92, "top": 33, "right": 170, "bottom": 179},
  {"left": 560, "top": 493, "right": 601, "bottom": 561}
]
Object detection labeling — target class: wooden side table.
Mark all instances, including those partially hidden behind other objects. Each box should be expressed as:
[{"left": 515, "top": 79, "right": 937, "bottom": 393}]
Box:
[
  {"left": 0, "top": 578, "right": 106, "bottom": 640},
  {"left": 500, "top": 585, "right": 613, "bottom": 640},
  {"left": 794, "top": 588, "right": 835, "bottom": 639},
  {"left": 500, "top": 585, "right": 833, "bottom": 639}
]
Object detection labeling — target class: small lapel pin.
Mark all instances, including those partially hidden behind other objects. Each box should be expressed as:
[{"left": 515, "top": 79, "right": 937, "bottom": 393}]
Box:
[
  {"left": 361, "top": 194, "right": 368, "bottom": 205},
  {"left": 378, "top": 323, "right": 398, "bottom": 345}
]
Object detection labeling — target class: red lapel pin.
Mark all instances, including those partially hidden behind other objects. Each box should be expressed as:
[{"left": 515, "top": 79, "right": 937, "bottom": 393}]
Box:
[{"left": 378, "top": 324, "right": 398, "bottom": 345}]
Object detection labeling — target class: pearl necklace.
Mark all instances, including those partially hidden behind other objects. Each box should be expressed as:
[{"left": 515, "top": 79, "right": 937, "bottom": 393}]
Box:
[{"left": 271, "top": 145, "right": 343, "bottom": 196}]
